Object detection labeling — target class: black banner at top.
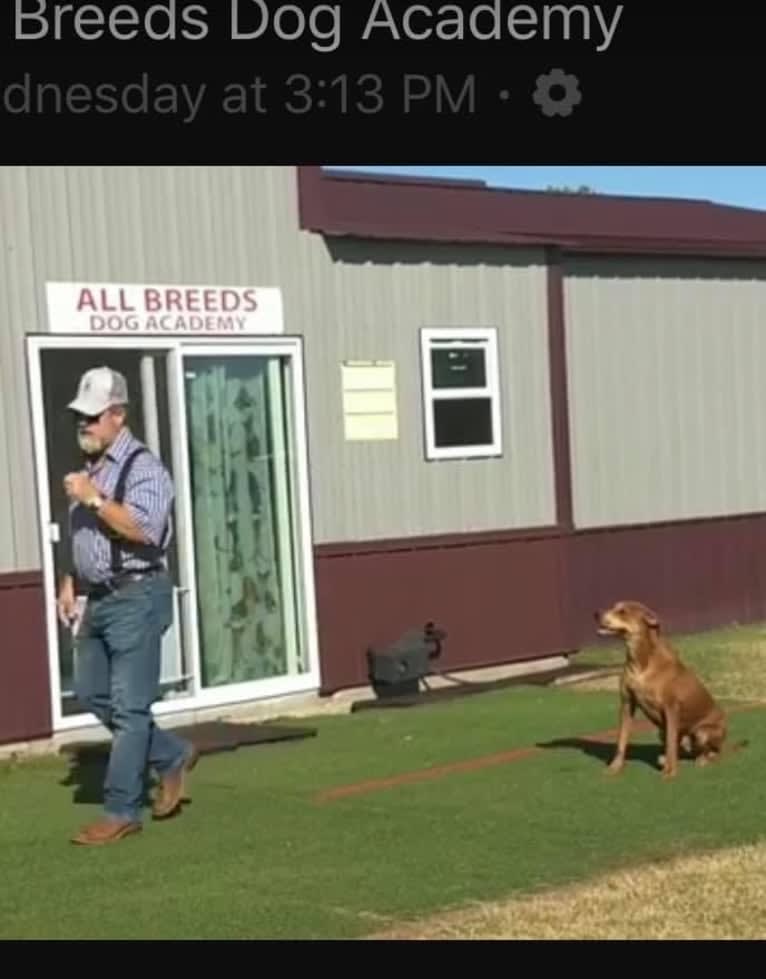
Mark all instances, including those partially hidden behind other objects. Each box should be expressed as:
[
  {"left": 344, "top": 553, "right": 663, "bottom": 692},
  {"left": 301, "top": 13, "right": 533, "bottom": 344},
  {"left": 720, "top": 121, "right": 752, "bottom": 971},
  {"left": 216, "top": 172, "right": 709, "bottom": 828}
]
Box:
[{"left": 0, "top": 2, "right": 760, "bottom": 162}]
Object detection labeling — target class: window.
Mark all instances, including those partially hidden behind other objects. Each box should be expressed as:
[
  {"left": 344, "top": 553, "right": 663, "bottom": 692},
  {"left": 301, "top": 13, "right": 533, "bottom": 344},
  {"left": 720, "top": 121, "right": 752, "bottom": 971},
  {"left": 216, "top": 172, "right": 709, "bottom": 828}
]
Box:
[{"left": 420, "top": 327, "right": 503, "bottom": 460}]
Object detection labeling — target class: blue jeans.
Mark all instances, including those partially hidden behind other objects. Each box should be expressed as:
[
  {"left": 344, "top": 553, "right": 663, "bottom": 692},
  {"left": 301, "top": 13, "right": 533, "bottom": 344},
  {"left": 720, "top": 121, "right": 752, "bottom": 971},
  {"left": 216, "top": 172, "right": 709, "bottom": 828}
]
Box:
[{"left": 73, "top": 571, "right": 191, "bottom": 824}]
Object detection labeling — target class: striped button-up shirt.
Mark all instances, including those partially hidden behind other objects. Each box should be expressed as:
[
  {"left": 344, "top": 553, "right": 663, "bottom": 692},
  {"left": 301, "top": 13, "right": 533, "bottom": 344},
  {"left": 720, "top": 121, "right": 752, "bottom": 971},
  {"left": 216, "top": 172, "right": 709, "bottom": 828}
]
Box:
[{"left": 70, "top": 427, "right": 175, "bottom": 585}]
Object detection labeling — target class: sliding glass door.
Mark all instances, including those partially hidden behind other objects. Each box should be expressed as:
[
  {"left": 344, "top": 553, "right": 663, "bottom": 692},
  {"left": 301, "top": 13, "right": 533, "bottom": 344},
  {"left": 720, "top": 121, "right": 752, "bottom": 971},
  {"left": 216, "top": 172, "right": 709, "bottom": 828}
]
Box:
[
  {"left": 182, "top": 347, "right": 313, "bottom": 693},
  {"left": 26, "top": 336, "right": 320, "bottom": 731}
]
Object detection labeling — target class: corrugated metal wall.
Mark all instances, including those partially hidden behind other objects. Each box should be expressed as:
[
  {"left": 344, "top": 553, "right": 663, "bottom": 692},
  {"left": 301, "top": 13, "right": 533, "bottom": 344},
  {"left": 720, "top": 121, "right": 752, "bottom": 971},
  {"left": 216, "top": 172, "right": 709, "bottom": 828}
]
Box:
[
  {"left": 0, "top": 166, "right": 306, "bottom": 573},
  {"left": 564, "top": 255, "right": 766, "bottom": 528},
  {"left": 293, "top": 237, "right": 554, "bottom": 543},
  {"left": 0, "top": 166, "right": 555, "bottom": 573},
  {"left": 0, "top": 168, "right": 42, "bottom": 574}
]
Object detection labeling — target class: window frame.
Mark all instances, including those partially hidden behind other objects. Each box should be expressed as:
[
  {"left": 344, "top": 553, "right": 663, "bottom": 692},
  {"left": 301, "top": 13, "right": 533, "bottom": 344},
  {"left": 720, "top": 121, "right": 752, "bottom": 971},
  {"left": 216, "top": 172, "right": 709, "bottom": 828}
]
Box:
[{"left": 419, "top": 327, "right": 503, "bottom": 461}]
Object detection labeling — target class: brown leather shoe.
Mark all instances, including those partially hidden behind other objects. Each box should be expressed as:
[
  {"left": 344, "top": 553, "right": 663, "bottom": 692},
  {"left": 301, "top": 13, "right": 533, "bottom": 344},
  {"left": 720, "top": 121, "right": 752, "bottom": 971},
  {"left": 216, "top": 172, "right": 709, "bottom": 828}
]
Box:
[
  {"left": 152, "top": 747, "right": 200, "bottom": 820},
  {"left": 71, "top": 819, "right": 142, "bottom": 846}
]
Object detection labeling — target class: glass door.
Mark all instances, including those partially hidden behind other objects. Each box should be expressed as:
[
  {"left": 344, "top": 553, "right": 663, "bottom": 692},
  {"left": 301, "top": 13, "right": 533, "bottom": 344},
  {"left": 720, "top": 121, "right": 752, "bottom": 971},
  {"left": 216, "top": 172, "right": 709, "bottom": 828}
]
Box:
[
  {"left": 181, "top": 341, "right": 320, "bottom": 702},
  {"left": 26, "top": 337, "right": 198, "bottom": 729},
  {"left": 26, "top": 335, "right": 320, "bottom": 730}
]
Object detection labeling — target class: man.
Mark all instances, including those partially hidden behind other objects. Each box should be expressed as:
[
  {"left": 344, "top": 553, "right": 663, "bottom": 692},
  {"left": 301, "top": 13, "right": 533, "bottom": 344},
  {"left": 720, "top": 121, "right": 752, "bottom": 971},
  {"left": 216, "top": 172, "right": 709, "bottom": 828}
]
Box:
[{"left": 57, "top": 366, "right": 198, "bottom": 845}]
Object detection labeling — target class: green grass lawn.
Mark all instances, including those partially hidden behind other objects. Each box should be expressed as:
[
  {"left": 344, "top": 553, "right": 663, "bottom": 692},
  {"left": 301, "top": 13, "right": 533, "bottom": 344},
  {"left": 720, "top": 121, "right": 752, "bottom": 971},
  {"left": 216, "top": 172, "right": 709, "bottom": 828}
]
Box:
[{"left": 1, "top": 675, "right": 764, "bottom": 940}]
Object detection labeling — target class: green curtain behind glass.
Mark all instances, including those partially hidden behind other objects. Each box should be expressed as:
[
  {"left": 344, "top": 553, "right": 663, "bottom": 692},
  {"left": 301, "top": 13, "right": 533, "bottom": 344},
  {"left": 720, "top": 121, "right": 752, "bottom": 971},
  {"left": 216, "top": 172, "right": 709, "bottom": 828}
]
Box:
[{"left": 187, "top": 360, "right": 287, "bottom": 686}]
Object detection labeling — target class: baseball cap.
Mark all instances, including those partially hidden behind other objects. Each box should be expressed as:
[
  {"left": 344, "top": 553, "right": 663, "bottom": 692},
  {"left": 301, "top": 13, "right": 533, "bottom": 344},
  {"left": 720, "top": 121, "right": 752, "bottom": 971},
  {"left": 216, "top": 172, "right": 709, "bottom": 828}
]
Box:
[{"left": 68, "top": 366, "right": 129, "bottom": 417}]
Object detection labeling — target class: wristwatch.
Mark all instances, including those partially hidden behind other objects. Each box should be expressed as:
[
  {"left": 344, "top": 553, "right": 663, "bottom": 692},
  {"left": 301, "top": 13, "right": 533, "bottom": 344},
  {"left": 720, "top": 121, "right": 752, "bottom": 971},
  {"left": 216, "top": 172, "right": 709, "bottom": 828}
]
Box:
[{"left": 85, "top": 494, "right": 105, "bottom": 512}]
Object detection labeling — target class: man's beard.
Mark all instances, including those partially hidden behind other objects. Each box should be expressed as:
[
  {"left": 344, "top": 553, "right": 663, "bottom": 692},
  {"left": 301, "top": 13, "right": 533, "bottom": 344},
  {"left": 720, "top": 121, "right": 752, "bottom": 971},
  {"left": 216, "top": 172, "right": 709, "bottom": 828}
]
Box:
[{"left": 77, "top": 432, "right": 105, "bottom": 456}]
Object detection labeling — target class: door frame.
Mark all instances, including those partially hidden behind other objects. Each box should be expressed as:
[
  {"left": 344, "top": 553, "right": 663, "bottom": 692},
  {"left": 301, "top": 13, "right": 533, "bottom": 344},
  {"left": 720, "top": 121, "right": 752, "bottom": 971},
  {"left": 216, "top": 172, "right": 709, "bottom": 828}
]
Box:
[{"left": 25, "top": 333, "right": 322, "bottom": 733}]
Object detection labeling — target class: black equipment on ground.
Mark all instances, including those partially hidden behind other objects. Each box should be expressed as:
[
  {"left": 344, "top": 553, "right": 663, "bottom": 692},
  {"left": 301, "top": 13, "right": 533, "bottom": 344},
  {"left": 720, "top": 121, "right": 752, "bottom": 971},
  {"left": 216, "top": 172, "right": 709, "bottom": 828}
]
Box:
[{"left": 366, "top": 622, "right": 447, "bottom": 699}]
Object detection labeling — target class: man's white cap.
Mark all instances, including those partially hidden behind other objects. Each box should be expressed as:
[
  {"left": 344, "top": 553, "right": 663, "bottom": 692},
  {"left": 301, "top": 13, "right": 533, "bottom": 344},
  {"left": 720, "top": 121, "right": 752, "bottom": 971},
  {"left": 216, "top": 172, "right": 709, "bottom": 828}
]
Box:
[{"left": 68, "top": 366, "right": 129, "bottom": 416}]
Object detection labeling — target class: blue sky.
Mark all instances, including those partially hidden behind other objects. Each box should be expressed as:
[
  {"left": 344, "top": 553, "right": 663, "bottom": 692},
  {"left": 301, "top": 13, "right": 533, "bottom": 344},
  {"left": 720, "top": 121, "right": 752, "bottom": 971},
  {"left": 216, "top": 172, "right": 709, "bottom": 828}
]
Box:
[{"left": 326, "top": 167, "right": 766, "bottom": 210}]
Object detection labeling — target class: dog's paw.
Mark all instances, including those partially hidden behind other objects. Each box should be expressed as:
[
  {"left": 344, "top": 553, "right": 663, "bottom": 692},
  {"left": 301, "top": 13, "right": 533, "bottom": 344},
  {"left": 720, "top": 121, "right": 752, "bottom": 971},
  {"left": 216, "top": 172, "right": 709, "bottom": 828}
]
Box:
[
  {"left": 604, "top": 760, "right": 624, "bottom": 776},
  {"left": 660, "top": 768, "right": 678, "bottom": 781}
]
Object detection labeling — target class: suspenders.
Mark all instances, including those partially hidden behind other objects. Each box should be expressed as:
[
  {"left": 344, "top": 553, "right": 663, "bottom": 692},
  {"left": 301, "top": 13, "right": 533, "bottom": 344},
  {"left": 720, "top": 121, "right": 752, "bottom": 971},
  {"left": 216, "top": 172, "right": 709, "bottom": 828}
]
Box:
[{"left": 109, "top": 447, "right": 168, "bottom": 577}]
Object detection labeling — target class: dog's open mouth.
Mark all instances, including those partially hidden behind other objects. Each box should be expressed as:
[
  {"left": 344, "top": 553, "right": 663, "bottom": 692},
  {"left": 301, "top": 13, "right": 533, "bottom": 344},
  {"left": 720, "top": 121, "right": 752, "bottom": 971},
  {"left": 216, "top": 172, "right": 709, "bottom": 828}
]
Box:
[{"left": 596, "top": 622, "right": 621, "bottom": 636}]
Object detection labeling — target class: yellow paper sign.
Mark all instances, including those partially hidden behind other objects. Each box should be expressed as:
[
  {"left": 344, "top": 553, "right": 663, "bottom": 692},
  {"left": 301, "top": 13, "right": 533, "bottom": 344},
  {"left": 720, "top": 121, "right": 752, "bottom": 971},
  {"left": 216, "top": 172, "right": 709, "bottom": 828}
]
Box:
[{"left": 341, "top": 361, "right": 398, "bottom": 442}]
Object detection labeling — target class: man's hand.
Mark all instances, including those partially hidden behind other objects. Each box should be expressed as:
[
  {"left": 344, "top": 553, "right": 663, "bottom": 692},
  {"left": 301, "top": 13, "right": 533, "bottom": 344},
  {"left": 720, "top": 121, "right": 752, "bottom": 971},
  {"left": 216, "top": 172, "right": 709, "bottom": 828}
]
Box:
[
  {"left": 63, "top": 471, "right": 100, "bottom": 505},
  {"left": 64, "top": 471, "right": 150, "bottom": 545},
  {"left": 64, "top": 470, "right": 152, "bottom": 545},
  {"left": 57, "top": 575, "right": 77, "bottom": 628}
]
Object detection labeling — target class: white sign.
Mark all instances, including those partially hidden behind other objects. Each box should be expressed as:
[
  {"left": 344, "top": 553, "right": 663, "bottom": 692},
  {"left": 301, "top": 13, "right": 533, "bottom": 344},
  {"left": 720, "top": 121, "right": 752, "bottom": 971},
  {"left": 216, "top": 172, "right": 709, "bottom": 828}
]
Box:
[
  {"left": 341, "top": 361, "right": 399, "bottom": 442},
  {"left": 45, "top": 282, "right": 284, "bottom": 335}
]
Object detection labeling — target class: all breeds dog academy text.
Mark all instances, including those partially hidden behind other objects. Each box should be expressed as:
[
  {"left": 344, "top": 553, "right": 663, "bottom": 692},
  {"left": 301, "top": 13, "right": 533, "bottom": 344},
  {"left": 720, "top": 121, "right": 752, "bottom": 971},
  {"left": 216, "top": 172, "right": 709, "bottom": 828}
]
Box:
[{"left": 12, "top": 1, "right": 625, "bottom": 53}]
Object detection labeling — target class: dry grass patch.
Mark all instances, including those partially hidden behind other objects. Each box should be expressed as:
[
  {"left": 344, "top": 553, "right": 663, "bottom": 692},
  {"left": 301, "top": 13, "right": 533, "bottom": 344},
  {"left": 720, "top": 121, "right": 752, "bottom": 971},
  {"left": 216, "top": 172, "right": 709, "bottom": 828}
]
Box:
[
  {"left": 564, "top": 672, "right": 621, "bottom": 694},
  {"left": 570, "top": 623, "right": 766, "bottom": 702},
  {"left": 368, "top": 841, "right": 766, "bottom": 940}
]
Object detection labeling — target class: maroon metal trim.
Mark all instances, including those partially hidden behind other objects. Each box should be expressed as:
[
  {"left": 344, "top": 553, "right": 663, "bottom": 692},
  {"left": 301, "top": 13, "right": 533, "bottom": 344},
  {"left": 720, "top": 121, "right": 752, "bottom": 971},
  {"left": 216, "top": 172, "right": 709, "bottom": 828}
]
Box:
[
  {"left": 314, "top": 508, "right": 766, "bottom": 558},
  {"left": 0, "top": 570, "right": 44, "bottom": 588},
  {"left": 295, "top": 167, "right": 766, "bottom": 259},
  {"left": 295, "top": 166, "right": 327, "bottom": 231},
  {"left": 572, "top": 509, "right": 766, "bottom": 537},
  {"left": 314, "top": 524, "right": 564, "bottom": 558},
  {"left": 0, "top": 571, "right": 52, "bottom": 745},
  {"left": 5, "top": 503, "right": 766, "bottom": 731},
  {"left": 9, "top": 508, "right": 764, "bottom": 566},
  {"left": 313, "top": 512, "right": 766, "bottom": 693}
]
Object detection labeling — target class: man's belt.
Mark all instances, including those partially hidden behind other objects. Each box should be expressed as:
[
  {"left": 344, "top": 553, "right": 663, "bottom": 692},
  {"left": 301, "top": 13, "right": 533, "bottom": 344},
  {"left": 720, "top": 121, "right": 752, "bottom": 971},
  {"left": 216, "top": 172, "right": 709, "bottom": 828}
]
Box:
[{"left": 84, "top": 566, "right": 164, "bottom": 600}]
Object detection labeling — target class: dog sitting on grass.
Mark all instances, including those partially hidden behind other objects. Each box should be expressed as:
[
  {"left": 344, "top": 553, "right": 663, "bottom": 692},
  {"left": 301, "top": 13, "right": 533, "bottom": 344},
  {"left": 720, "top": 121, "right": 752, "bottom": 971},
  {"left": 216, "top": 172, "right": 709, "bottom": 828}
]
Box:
[{"left": 594, "top": 601, "right": 747, "bottom": 779}]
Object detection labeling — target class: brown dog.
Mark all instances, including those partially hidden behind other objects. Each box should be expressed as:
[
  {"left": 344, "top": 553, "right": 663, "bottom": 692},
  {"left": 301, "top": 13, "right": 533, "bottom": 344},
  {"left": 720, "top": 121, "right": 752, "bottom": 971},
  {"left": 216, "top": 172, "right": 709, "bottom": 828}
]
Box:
[{"left": 594, "top": 600, "right": 744, "bottom": 779}]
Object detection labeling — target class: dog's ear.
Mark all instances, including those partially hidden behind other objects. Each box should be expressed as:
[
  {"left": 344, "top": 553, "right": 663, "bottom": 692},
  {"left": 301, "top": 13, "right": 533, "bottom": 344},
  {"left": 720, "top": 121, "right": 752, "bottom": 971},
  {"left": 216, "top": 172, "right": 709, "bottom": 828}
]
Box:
[{"left": 643, "top": 607, "right": 660, "bottom": 630}]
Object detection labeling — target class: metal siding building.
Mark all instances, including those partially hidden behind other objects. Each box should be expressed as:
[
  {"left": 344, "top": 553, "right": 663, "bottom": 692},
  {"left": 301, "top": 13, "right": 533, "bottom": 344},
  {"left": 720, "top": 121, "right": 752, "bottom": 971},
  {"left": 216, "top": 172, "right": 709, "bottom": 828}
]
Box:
[
  {"left": 1, "top": 166, "right": 303, "bottom": 572},
  {"left": 0, "top": 167, "right": 553, "bottom": 559},
  {"left": 3, "top": 165, "right": 766, "bottom": 746},
  {"left": 564, "top": 254, "right": 766, "bottom": 528},
  {"left": 301, "top": 238, "right": 554, "bottom": 543}
]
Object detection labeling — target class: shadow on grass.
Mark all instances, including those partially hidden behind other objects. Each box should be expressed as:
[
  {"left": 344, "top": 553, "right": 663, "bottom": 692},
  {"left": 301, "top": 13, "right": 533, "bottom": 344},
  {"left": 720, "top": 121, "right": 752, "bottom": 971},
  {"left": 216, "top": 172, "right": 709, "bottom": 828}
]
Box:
[
  {"left": 536, "top": 736, "right": 661, "bottom": 770},
  {"left": 58, "top": 747, "right": 155, "bottom": 808}
]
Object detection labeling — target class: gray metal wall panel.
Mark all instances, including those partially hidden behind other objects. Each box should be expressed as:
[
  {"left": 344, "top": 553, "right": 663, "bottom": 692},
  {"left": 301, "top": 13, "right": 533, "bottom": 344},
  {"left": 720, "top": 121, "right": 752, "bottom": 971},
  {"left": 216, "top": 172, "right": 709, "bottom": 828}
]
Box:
[
  {"left": 0, "top": 166, "right": 295, "bottom": 573},
  {"left": 564, "top": 255, "right": 766, "bottom": 528},
  {"left": 0, "top": 168, "right": 43, "bottom": 573},
  {"left": 292, "top": 239, "right": 555, "bottom": 543},
  {"left": 0, "top": 166, "right": 555, "bottom": 572}
]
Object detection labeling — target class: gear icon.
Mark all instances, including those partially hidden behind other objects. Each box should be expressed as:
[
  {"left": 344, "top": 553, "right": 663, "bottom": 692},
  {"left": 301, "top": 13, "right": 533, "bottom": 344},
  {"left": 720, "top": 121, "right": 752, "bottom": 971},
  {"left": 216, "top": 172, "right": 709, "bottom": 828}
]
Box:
[{"left": 532, "top": 68, "right": 582, "bottom": 117}]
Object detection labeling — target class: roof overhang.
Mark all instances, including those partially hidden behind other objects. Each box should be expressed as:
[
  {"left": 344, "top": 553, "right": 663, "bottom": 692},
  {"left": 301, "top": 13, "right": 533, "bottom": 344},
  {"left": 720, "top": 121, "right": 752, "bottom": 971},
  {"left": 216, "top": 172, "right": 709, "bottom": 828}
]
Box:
[{"left": 296, "top": 166, "right": 766, "bottom": 260}]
